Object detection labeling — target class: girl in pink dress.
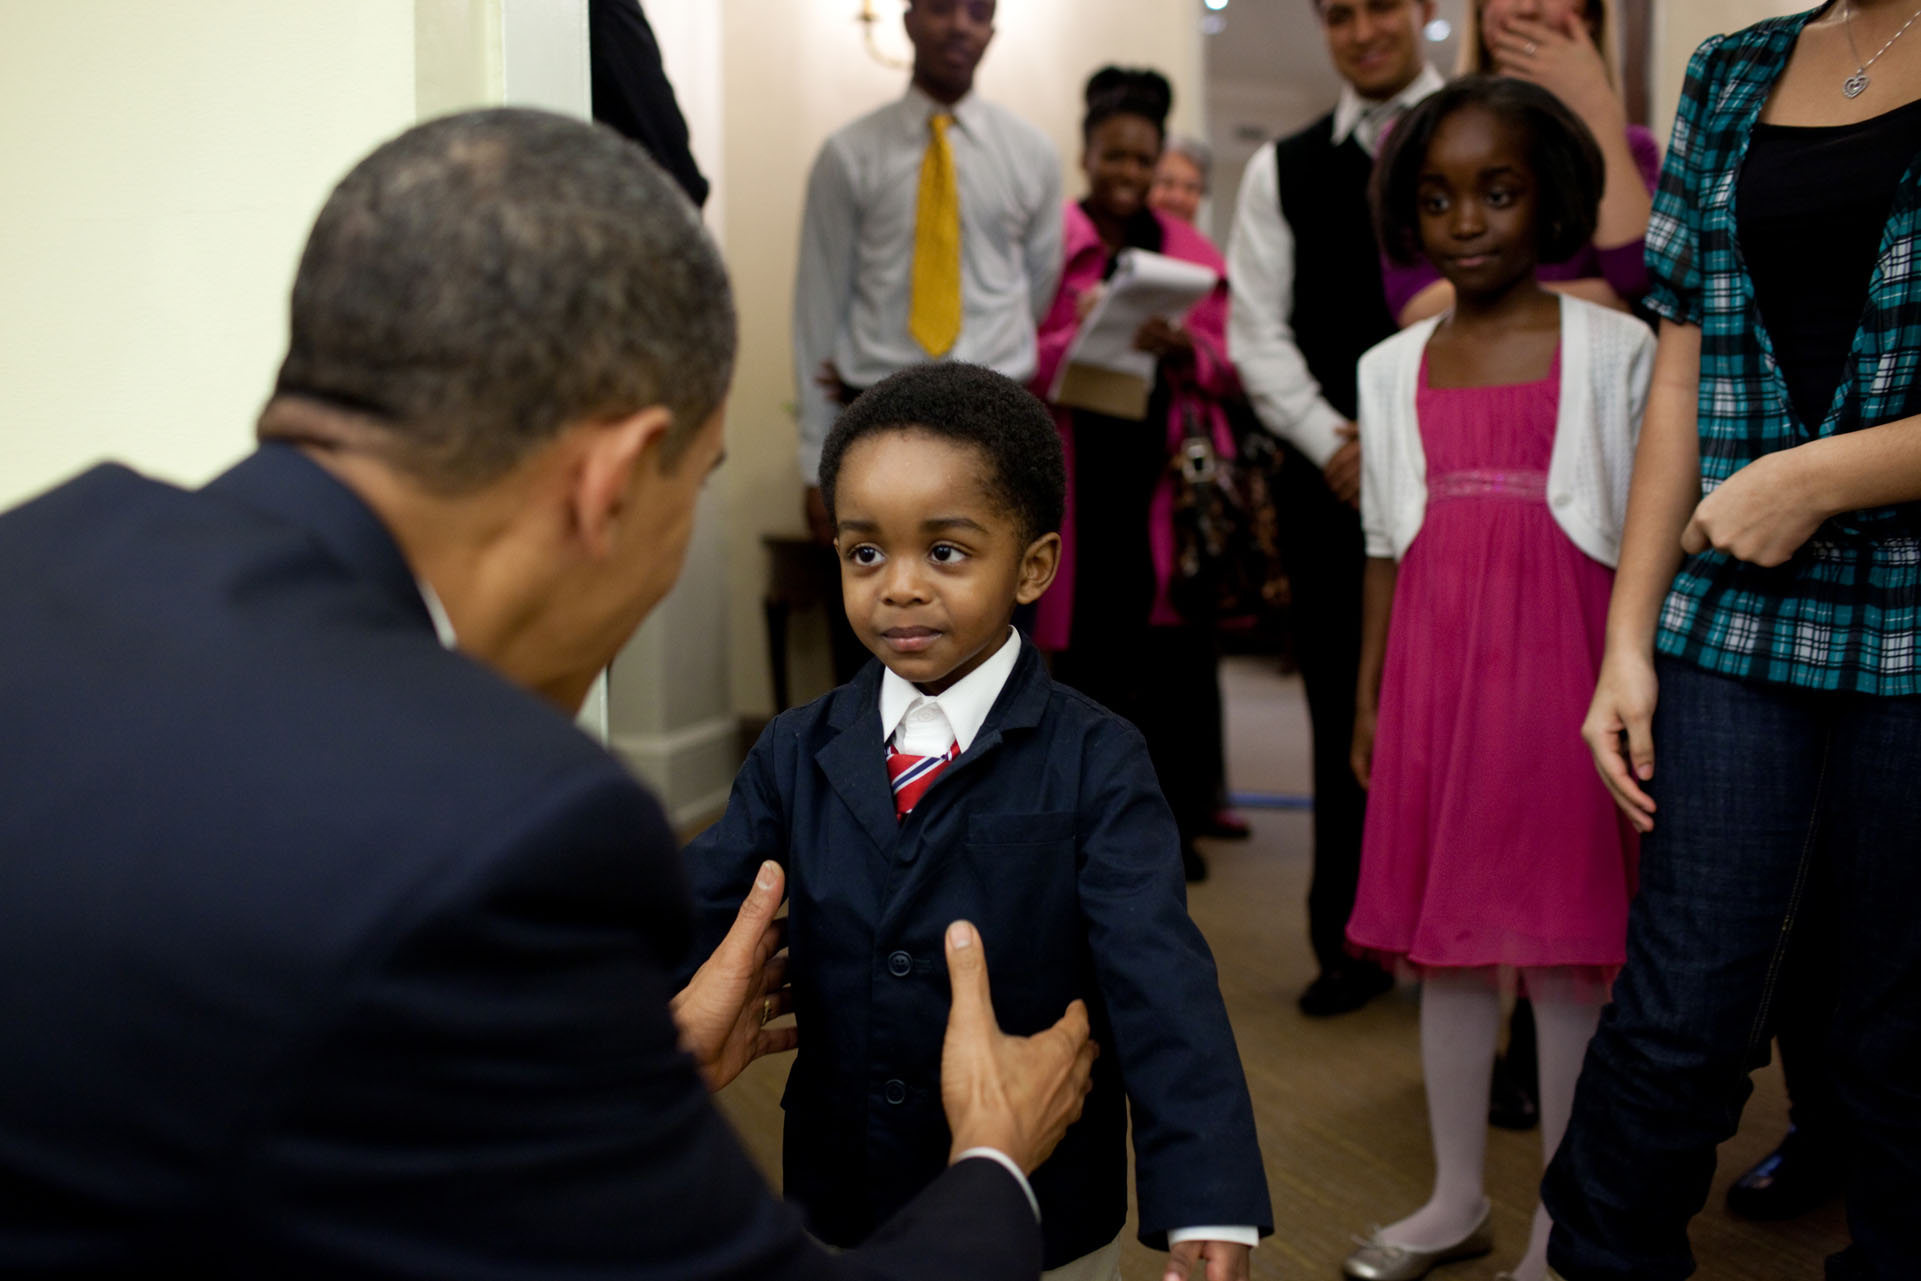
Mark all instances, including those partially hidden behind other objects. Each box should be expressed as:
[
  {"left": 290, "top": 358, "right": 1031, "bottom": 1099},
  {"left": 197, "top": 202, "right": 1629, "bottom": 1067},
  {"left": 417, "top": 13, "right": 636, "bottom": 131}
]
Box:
[{"left": 1341, "top": 79, "right": 1652, "bottom": 1281}]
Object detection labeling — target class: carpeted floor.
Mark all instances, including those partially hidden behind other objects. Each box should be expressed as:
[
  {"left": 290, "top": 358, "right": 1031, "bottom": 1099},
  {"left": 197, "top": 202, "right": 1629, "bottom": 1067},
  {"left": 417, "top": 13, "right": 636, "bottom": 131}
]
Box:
[{"left": 713, "top": 656, "right": 1851, "bottom": 1279}]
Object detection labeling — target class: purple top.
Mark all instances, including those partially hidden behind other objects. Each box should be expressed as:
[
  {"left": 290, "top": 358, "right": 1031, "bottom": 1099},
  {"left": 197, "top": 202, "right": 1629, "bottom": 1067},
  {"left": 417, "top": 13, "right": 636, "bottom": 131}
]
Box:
[{"left": 1380, "top": 123, "right": 1662, "bottom": 320}]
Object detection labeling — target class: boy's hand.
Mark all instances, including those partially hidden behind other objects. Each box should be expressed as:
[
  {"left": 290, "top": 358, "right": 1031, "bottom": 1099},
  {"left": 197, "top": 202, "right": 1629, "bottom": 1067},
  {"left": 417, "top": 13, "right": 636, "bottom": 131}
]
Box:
[
  {"left": 670, "top": 861, "right": 796, "bottom": 1091},
  {"left": 1165, "top": 1238, "right": 1251, "bottom": 1281},
  {"left": 941, "top": 920, "right": 1098, "bottom": 1173}
]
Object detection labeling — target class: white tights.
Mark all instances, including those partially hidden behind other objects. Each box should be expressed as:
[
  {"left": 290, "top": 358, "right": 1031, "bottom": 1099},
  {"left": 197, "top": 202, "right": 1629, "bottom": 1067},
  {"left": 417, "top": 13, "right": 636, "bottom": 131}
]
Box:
[{"left": 1379, "top": 969, "right": 1602, "bottom": 1281}]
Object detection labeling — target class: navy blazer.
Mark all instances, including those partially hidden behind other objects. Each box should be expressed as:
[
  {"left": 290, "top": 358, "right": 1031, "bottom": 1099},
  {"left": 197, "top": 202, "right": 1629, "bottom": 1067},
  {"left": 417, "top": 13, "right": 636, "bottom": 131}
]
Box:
[
  {"left": 684, "top": 644, "right": 1273, "bottom": 1267},
  {"left": 0, "top": 445, "right": 1040, "bottom": 1281}
]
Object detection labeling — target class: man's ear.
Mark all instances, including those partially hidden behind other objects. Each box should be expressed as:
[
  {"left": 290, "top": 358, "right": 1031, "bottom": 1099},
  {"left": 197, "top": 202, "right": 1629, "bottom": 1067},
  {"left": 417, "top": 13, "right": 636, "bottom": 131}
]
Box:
[
  {"left": 571, "top": 406, "right": 674, "bottom": 559},
  {"left": 1014, "top": 531, "right": 1062, "bottom": 605}
]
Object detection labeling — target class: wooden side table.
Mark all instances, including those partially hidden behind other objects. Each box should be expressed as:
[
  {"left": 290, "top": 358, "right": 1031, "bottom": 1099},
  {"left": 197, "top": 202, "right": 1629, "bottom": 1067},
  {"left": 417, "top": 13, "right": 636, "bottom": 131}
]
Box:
[{"left": 762, "top": 534, "right": 840, "bottom": 712}]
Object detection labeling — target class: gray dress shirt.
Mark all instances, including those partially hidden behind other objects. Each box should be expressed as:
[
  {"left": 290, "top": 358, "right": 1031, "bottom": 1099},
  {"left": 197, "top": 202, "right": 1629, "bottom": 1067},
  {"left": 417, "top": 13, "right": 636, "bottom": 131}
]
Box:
[{"left": 792, "top": 84, "right": 1062, "bottom": 483}]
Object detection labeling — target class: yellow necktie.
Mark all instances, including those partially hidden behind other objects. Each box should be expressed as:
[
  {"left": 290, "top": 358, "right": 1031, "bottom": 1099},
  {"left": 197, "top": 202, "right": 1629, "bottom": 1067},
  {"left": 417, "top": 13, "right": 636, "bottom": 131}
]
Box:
[{"left": 909, "top": 112, "right": 962, "bottom": 357}]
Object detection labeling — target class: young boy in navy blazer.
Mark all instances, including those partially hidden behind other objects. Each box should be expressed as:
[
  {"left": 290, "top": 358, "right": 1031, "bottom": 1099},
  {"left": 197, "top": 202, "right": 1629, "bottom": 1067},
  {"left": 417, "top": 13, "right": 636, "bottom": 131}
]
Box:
[{"left": 683, "top": 363, "right": 1271, "bottom": 1280}]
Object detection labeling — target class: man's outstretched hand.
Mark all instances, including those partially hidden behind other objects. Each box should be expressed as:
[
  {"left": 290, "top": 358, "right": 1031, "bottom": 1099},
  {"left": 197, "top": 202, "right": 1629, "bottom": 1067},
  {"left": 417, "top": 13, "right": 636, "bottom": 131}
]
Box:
[
  {"left": 671, "top": 860, "right": 796, "bottom": 1092},
  {"left": 940, "top": 920, "right": 1098, "bottom": 1174}
]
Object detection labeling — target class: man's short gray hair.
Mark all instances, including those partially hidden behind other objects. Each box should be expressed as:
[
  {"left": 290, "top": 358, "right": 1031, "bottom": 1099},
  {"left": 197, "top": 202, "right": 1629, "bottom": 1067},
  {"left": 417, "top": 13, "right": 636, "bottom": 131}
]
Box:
[
  {"left": 268, "top": 108, "right": 736, "bottom": 487},
  {"left": 1163, "top": 133, "right": 1213, "bottom": 190}
]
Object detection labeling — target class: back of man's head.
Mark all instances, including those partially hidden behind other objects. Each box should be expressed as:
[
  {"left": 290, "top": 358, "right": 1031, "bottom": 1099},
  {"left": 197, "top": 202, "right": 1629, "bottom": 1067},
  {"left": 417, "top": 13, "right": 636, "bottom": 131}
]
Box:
[{"left": 267, "top": 108, "right": 735, "bottom": 489}]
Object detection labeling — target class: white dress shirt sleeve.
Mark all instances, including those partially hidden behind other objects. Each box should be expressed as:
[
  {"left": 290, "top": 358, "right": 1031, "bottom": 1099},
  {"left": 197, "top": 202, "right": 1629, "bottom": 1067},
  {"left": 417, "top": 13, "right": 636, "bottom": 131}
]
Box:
[
  {"left": 1225, "top": 145, "right": 1350, "bottom": 469},
  {"left": 1024, "top": 160, "right": 1064, "bottom": 324},
  {"left": 792, "top": 140, "right": 861, "bottom": 486},
  {"left": 1168, "top": 1226, "right": 1261, "bottom": 1248}
]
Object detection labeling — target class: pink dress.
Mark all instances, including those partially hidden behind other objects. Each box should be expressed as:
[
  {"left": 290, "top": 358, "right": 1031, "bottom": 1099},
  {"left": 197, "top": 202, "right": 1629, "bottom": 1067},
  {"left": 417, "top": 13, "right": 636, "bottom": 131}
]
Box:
[{"left": 1345, "top": 348, "right": 1637, "bottom": 985}]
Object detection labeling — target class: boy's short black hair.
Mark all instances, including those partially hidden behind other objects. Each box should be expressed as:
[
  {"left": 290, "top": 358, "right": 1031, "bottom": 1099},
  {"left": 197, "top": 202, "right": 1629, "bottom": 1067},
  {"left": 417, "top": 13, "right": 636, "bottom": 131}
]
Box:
[
  {"left": 1370, "top": 75, "right": 1604, "bottom": 268},
  {"left": 819, "top": 362, "right": 1065, "bottom": 546}
]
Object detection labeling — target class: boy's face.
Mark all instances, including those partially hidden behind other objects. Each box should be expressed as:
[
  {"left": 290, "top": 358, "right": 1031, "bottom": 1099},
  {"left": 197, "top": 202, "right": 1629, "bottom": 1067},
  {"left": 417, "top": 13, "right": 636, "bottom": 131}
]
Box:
[{"left": 833, "top": 429, "right": 1059, "bottom": 695}]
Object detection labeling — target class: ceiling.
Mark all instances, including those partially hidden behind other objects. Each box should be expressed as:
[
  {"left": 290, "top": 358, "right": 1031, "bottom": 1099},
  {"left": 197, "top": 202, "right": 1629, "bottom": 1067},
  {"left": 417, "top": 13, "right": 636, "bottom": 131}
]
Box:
[{"left": 1202, "top": 0, "right": 1469, "bottom": 98}]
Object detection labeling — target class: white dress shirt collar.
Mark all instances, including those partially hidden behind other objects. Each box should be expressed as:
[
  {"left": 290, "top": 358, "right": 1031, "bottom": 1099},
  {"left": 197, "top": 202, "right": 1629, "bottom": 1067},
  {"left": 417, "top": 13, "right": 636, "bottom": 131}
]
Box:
[
  {"left": 878, "top": 626, "right": 1020, "bottom": 755},
  {"left": 900, "top": 81, "right": 984, "bottom": 140},
  {"left": 1331, "top": 62, "right": 1445, "bottom": 157},
  {"left": 416, "top": 578, "right": 458, "bottom": 650}
]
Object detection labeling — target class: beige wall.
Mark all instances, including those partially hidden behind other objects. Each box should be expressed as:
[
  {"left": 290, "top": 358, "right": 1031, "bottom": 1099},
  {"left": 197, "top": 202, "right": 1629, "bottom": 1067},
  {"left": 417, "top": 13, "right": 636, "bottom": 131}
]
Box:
[
  {"left": 1650, "top": 0, "right": 1811, "bottom": 143},
  {"left": 718, "top": 0, "right": 1207, "bottom": 719},
  {"left": 0, "top": 1, "right": 419, "bottom": 511},
  {"left": 0, "top": 0, "right": 1202, "bottom": 807}
]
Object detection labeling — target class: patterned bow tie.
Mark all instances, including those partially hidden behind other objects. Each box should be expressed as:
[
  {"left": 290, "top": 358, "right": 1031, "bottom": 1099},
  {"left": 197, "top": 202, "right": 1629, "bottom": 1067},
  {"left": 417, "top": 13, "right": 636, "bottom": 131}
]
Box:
[{"left": 887, "top": 739, "right": 959, "bottom": 819}]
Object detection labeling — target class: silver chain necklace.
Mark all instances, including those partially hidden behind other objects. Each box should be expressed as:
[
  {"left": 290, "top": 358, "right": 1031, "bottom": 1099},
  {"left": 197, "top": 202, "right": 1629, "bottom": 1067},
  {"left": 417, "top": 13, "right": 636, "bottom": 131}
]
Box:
[{"left": 1842, "top": 0, "right": 1921, "bottom": 98}]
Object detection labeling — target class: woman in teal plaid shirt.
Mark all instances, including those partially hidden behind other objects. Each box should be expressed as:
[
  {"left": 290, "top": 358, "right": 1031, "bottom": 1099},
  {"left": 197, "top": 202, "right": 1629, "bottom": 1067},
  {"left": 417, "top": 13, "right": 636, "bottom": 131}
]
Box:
[{"left": 1542, "top": 5, "right": 1921, "bottom": 1280}]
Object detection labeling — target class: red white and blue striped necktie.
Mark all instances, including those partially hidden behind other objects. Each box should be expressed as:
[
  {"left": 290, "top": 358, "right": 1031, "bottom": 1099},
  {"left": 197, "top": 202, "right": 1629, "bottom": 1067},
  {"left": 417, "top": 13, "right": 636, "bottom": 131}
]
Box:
[{"left": 887, "top": 739, "right": 958, "bottom": 819}]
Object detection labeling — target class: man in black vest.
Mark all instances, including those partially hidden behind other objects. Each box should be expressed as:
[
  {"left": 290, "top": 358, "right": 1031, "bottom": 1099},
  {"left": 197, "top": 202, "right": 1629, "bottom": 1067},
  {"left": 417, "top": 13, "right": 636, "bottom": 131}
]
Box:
[{"left": 1226, "top": 0, "right": 1441, "bottom": 1017}]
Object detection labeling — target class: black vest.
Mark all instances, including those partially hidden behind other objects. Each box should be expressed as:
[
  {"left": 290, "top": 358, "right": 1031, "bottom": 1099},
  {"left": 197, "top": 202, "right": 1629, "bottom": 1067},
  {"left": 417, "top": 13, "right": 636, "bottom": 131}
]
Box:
[{"left": 1274, "top": 114, "right": 1397, "bottom": 423}]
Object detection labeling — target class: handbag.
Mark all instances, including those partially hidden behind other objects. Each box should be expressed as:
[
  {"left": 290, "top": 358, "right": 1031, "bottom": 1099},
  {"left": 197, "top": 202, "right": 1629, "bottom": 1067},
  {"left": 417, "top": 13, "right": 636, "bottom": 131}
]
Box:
[{"left": 1167, "top": 399, "right": 1288, "bottom": 624}]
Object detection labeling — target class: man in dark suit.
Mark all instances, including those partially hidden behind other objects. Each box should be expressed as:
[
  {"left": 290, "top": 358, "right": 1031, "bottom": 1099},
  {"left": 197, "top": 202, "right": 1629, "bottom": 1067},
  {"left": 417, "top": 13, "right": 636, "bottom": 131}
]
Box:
[
  {"left": 1224, "top": 0, "right": 1440, "bottom": 1018},
  {"left": 0, "top": 108, "right": 1093, "bottom": 1281}
]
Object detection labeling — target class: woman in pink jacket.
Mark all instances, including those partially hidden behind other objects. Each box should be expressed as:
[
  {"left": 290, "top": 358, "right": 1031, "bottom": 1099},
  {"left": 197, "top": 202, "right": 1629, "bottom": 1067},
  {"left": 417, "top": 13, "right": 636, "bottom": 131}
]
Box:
[{"left": 1033, "top": 66, "right": 1239, "bottom": 882}]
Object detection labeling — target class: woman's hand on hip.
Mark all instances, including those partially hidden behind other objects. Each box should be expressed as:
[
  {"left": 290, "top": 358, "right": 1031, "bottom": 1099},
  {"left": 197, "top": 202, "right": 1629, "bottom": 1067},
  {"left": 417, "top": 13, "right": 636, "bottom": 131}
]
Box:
[{"left": 1583, "top": 649, "right": 1659, "bottom": 832}]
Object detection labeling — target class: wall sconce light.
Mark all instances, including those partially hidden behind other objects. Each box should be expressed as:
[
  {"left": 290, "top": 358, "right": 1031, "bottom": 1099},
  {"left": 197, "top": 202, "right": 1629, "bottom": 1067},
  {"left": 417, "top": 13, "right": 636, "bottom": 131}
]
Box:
[{"left": 856, "top": 1, "right": 912, "bottom": 70}]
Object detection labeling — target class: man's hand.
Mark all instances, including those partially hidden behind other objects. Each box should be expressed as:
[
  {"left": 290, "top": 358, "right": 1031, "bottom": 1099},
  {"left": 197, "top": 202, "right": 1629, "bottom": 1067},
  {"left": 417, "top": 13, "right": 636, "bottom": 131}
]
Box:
[
  {"left": 1582, "top": 649, "right": 1659, "bottom": 833},
  {"left": 1165, "top": 1239, "right": 1252, "bottom": 1281},
  {"left": 670, "top": 861, "right": 796, "bottom": 1092},
  {"left": 1324, "top": 422, "right": 1361, "bottom": 508},
  {"left": 1681, "top": 449, "right": 1828, "bottom": 568},
  {"left": 940, "top": 920, "right": 1097, "bottom": 1174}
]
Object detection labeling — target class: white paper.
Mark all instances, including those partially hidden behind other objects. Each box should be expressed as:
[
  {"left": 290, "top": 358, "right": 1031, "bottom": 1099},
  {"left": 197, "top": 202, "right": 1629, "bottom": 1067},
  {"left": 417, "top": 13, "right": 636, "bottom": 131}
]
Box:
[{"left": 1048, "top": 248, "right": 1220, "bottom": 397}]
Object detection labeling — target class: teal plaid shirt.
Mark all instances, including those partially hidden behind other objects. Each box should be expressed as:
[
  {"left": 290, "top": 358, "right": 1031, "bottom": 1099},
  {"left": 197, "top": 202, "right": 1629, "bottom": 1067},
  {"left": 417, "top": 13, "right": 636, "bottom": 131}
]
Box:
[{"left": 1647, "top": 10, "right": 1921, "bottom": 694}]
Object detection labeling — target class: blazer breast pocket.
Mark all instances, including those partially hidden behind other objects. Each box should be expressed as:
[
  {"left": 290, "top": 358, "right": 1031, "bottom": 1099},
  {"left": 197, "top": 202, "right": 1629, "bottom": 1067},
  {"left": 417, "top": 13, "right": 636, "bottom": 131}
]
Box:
[{"left": 964, "top": 810, "right": 1076, "bottom": 850}]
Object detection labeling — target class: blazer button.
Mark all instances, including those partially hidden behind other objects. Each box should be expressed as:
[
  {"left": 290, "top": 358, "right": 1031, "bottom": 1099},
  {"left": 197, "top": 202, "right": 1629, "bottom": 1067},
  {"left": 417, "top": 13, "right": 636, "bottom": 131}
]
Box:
[
  {"left": 884, "top": 1078, "right": 907, "bottom": 1105},
  {"left": 887, "top": 950, "right": 913, "bottom": 977}
]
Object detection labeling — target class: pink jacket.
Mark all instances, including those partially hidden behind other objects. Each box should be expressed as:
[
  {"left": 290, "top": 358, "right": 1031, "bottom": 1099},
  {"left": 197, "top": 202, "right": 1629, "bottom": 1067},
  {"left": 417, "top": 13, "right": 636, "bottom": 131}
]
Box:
[{"left": 1031, "top": 202, "right": 1238, "bottom": 649}]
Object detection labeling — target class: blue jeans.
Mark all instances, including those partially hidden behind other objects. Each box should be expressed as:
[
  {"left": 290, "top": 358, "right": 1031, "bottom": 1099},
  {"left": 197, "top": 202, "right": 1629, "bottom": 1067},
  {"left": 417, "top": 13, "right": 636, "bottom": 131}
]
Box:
[{"left": 1544, "top": 658, "right": 1921, "bottom": 1281}]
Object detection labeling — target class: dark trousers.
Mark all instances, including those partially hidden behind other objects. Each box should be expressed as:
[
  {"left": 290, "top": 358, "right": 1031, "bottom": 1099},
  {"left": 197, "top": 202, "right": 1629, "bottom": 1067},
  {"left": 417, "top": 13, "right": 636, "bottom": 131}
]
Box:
[
  {"left": 1275, "top": 447, "right": 1368, "bottom": 973},
  {"left": 1544, "top": 658, "right": 1921, "bottom": 1281},
  {"left": 1054, "top": 626, "right": 1220, "bottom": 846},
  {"left": 1777, "top": 858, "right": 1845, "bottom": 1155}
]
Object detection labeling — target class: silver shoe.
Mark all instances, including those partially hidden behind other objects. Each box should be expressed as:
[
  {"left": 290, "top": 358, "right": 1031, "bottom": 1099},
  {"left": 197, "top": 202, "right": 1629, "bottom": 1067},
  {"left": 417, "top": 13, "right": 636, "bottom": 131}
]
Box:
[{"left": 1341, "top": 1208, "right": 1494, "bottom": 1281}]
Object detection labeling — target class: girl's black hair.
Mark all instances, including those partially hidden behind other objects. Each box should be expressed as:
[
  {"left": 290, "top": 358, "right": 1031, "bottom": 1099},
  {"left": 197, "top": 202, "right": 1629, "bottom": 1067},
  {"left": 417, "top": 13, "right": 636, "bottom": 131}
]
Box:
[
  {"left": 1081, "top": 66, "right": 1172, "bottom": 144},
  {"left": 1370, "top": 75, "right": 1605, "bottom": 268}
]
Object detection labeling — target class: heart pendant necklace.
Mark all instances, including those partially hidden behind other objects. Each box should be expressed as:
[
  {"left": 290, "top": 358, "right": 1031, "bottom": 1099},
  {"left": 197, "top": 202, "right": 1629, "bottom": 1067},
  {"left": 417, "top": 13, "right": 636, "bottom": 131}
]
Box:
[{"left": 1842, "top": 0, "right": 1921, "bottom": 99}]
